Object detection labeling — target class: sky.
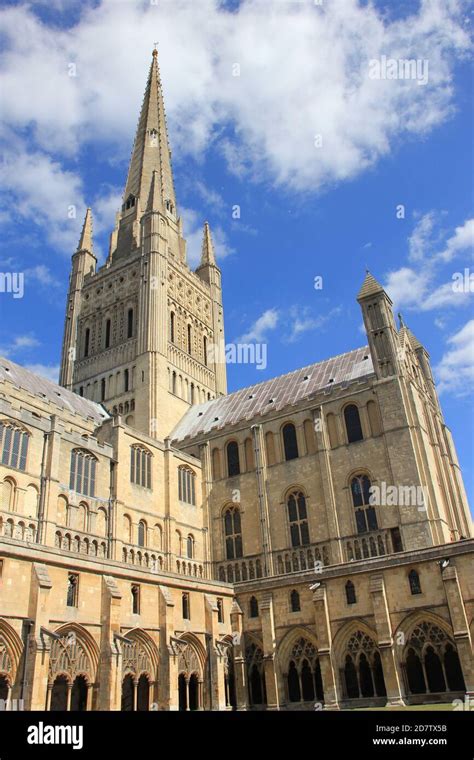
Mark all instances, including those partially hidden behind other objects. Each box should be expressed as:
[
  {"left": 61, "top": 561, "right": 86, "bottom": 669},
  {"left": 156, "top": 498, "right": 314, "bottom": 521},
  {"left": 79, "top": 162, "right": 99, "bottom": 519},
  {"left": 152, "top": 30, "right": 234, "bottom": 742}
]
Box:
[{"left": 0, "top": 0, "right": 473, "bottom": 510}]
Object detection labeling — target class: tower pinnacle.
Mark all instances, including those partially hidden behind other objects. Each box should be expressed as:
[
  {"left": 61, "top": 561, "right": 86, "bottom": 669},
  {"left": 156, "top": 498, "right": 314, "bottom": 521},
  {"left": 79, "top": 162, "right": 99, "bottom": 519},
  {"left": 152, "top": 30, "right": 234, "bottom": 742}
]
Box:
[
  {"left": 122, "top": 49, "right": 176, "bottom": 214},
  {"left": 77, "top": 208, "right": 94, "bottom": 254}
]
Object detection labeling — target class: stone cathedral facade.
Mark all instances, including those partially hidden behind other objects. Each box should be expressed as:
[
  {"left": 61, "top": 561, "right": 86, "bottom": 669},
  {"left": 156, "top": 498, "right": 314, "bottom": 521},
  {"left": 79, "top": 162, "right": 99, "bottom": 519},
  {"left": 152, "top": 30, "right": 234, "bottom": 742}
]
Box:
[{"left": 0, "top": 51, "right": 472, "bottom": 712}]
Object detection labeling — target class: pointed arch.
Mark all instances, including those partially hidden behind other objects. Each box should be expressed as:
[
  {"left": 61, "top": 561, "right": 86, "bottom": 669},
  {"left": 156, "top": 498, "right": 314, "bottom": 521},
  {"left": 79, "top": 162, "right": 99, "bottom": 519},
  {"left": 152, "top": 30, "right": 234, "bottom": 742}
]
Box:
[
  {"left": 0, "top": 618, "right": 23, "bottom": 686},
  {"left": 121, "top": 628, "right": 159, "bottom": 680},
  {"left": 49, "top": 623, "right": 100, "bottom": 686}
]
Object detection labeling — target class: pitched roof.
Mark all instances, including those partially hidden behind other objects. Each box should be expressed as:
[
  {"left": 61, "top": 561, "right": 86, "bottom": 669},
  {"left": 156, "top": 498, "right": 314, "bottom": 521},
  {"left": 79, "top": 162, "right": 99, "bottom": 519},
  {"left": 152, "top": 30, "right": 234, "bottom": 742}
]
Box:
[
  {"left": 357, "top": 271, "right": 385, "bottom": 300},
  {"left": 0, "top": 357, "right": 110, "bottom": 425},
  {"left": 171, "top": 346, "right": 374, "bottom": 443}
]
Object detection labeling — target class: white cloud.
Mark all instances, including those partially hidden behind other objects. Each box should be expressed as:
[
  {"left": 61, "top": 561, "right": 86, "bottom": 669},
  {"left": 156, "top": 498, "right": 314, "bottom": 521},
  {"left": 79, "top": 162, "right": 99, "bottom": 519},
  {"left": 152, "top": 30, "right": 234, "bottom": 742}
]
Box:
[
  {"left": 0, "top": 0, "right": 470, "bottom": 197},
  {"left": 437, "top": 218, "right": 474, "bottom": 262},
  {"left": 285, "top": 306, "right": 342, "bottom": 343},
  {"left": 24, "top": 265, "right": 61, "bottom": 289},
  {"left": 181, "top": 206, "right": 234, "bottom": 267},
  {"left": 408, "top": 211, "right": 437, "bottom": 262},
  {"left": 236, "top": 308, "right": 279, "bottom": 343},
  {"left": 421, "top": 279, "right": 472, "bottom": 310},
  {"left": 0, "top": 334, "right": 40, "bottom": 357},
  {"left": 435, "top": 320, "right": 474, "bottom": 395},
  {"left": 24, "top": 363, "right": 60, "bottom": 384},
  {"left": 384, "top": 266, "right": 430, "bottom": 309}
]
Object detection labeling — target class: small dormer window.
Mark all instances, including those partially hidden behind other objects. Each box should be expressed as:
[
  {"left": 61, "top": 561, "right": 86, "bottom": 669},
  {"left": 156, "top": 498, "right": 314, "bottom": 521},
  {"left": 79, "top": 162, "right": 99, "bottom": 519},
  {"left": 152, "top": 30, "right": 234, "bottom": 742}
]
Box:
[{"left": 149, "top": 128, "right": 158, "bottom": 147}]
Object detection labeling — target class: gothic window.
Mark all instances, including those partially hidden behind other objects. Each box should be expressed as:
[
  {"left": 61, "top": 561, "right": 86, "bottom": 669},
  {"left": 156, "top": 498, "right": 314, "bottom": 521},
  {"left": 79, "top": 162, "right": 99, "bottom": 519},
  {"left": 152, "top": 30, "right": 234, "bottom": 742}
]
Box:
[
  {"left": 286, "top": 637, "right": 324, "bottom": 703},
  {"left": 105, "top": 319, "right": 111, "bottom": 349},
  {"left": 170, "top": 311, "right": 175, "bottom": 343},
  {"left": 282, "top": 423, "right": 299, "bottom": 461},
  {"left": 130, "top": 445, "right": 152, "bottom": 489},
  {"left": 125, "top": 195, "right": 135, "bottom": 210},
  {"left": 124, "top": 368, "right": 130, "bottom": 392},
  {"left": 224, "top": 506, "right": 242, "bottom": 560},
  {"left": 345, "top": 580, "right": 357, "bottom": 605},
  {"left": 249, "top": 596, "right": 259, "bottom": 618},
  {"left": 66, "top": 573, "right": 79, "bottom": 607},
  {"left": 408, "top": 569, "right": 422, "bottom": 595},
  {"left": 137, "top": 520, "right": 146, "bottom": 547},
  {"left": 226, "top": 441, "right": 240, "bottom": 477},
  {"left": 287, "top": 490, "right": 310, "bottom": 547},
  {"left": 217, "top": 598, "right": 224, "bottom": 623},
  {"left": 403, "top": 621, "right": 464, "bottom": 695},
  {"left": 344, "top": 405, "right": 363, "bottom": 443},
  {"left": 127, "top": 309, "right": 134, "bottom": 339},
  {"left": 178, "top": 466, "right": 196, "bottom": 505},
  {"left": 187, "top": 535, "right": 194, "bottom": 559},
  {"left": 187, "top": 324, "right": 192, "bottom": 354},
  {"left": 101, "top": 378, "right": 106, "bottom": 402},
  {"left": 69, "top": 449, "right": 97, "bottom": 497},
  {"left": 0, "top": 421, "right": 29, "bottom": 471},
  {"left": 172, "top": 371, "right": 177, "bottom": 394},
  {"left": 131, "top": 584, "right": 140, "bottom": 614},
  {"left": 84, "top": 328, "right": 90, "bottom": 358},
  {"left": 351, "top": 474, "right": 377, "bottom": 534},
  {"left": 203, "top": 335, "right": 207, "bottom": 365},
  {"left": 343, "top": 631, "right": 386, "bottom": 699},
  {"left": 182, "top": 592, "right": 190, "bottom": 620},
  {"left": 290, "top": 589, "right": 301, "bottom": 612}
]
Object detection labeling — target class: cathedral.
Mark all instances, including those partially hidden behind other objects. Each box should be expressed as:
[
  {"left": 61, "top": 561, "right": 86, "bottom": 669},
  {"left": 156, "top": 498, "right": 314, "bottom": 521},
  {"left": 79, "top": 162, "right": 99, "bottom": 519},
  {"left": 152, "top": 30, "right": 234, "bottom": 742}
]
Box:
[{"left": 0, "top": 50, "right": 472, "bottom": 712}]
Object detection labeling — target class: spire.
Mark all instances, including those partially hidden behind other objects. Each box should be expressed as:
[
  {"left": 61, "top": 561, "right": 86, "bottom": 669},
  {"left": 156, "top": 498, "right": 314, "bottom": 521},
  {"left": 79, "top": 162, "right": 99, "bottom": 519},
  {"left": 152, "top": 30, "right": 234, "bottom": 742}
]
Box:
[
  {"left": 199, "top": 221, "right": 217, "bottom": 267},
  {"left": 122, "top": 48, "right": 176, "bottom": 213},
  {"left": 77, "top": 208, "right": 94, "bottom": 253},
  {"left": 146, "top": 170, "right": 161, "bottom": 212},
  {"left": 357, "top": 270, "right": 386, "bottom": 301}
]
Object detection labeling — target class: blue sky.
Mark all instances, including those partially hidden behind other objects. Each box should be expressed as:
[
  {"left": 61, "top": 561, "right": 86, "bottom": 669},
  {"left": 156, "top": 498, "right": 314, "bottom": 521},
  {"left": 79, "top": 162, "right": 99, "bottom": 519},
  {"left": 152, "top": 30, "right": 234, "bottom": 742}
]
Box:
[{"left": 0, "top": 0, "right": 473, "bottom": 510}]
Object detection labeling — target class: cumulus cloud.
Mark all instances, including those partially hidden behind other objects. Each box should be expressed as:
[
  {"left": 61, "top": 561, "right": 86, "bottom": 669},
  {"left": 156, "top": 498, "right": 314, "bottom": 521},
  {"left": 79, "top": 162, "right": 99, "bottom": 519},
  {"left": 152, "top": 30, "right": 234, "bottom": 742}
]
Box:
[
  {"left": 437, "top": 218, "right": 474, "bottom": 262},
  {"left": 0, "top": 334, "right": 40, "bottom": 357},
  {"left": 0, "top": 0, "right": 471, "bottom": 196},
  {"left": 236, "top": 308, "right": 279, "bottom": 343},
  {"left": 24, "top": 363, "right": 60, "bottom": 384},
  {"left": 285, "top": 306, "right": 343, "bottom": 343},
  {"left": 435, "top": 320, "right": 474, "bottom": 395}
]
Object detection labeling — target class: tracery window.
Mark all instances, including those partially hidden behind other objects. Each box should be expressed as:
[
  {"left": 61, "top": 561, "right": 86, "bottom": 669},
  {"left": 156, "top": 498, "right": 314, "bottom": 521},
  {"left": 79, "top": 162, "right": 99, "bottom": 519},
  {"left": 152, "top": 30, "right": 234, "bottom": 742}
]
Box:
[
  {"left": 69, "top": 449, "right": 97, "bottom": 497},
  {"left": 178, "top": 466, "right": 196, "bottom": 505},
  {"left": 224, "top": 505, "right": 242, "bottom": 560},
  {"left": 351, "top": 474, "right": 377, "bottom": 533},
  {"left": 0, "top": 421, "right": 29, "bottom": 471},
  {"left": 287, "top": 490, "right": 310, "bottom": 547},
  {"left": 130, "top": 445, "right": 152, "bottom": 489}
]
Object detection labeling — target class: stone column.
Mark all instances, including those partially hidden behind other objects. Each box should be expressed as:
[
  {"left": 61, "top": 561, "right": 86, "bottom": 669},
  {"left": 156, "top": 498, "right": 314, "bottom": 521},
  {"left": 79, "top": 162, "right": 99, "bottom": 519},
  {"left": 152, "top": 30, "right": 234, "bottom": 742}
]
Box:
[
  {"left": 260, "top": 594, "right": 279, "bottom": 710},
  {"left": 369, "top": 574, "right": 405, "bottom": 706},
  {"left": 205, "top": 595, "right": 227, "bottom": 710},
  {"left": 230, "top": 600, "right": 247, "bottom": 710},
  {"left": 312, "top": 584, "right": 340, "bottom": 709},
  {"left": 158, "top": 585, "right": 176, "bottom": 710},
  {"left": 26, "top": 563, "right": 53, "bottom": 710},
  {"left": 251, "top": 424, "right": 274, "bottom": 576},
  {"left": 98, "top": 575, "right": 122, "bottom": 710},
  {"left": 441, "top": 564, "right": 474, "bottom": 695},
  {"left": 312, "top": 408, "right": 344, "bottom": 563}
]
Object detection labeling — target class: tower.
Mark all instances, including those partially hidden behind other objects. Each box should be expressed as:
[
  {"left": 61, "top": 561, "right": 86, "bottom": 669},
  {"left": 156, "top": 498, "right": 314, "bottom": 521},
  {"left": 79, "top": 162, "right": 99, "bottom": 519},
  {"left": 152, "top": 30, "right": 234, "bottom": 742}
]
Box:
[
  {"left": 59, "top": 50, "right": 227, "bottom": 439},
  {"left": 357, "top": 271, "right": 401, "bottom": 378}
]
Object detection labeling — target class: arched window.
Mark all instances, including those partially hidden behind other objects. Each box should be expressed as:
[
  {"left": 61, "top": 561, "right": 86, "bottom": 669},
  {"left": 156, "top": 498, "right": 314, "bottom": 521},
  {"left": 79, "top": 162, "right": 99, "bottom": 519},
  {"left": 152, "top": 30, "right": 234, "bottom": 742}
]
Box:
[
  {"left": 290, "top": 590, "right": 300, "bottom": 612},
  {"left": 137, "top": 520, "right": 147, "bottom": 547},
  {"left": 408, "top": 569, "right": 422, "bottom": 595},
  {"left": 131, "top": 584, "right": 140, "bottom": 615},
  {"left": 69, "top": 449, "right": 97, "bottom": 497},
  {"left": 124, "top": 369, "right": 129, "bottom": 392},
  {"left": 226, "top": 441, "right": 240, "bottom": 477},
  {"left": 203, "top": 335, "right": 207, "bottom": 365},
  {"left": 130, "top": 445, "right": 152, "bottom": 489},
  {"left": 178, "top": 466, "right": 196, "bottom": 505},
  {"left": 249, "top": 596, "right": 259, "bottom": 618},
  {"left": 344, "top": 405, "right": 363, "bottom": 443},
  {"left": 96, "top": 507, "right": 108, "bottom": 537},
  {"left": 101, "top": 378, "right": 106, "bottom": 401},
  {"left": 170, "top": 311, "right": 175, "bottom": 343},
  {"left": 351, "top": 474, "right": 377, "bottom": 533},
  {"left": 187, "top": 535, "right": 194, "bottom": 559},
  {"left": 84, "top": 328, "right": 90, "bottom": 358},
  {"left": 187, "top": 324, "right": 192, "bottom": 354},
  {"left": 67, "top": 573, "right": 79, "bottom": 607},
  {"left": 282, "top": 423, "right": 299, "bottom": 461},
  {"left": 182, "top": 592, "right": 190, "bottom": 620},
  {"left": 127, "top": 309, "right": 134, "bottom": 339},
  {"left": 287, "top": 490, "right": 309, "bottom": 547},
  {"left": 345, "top": 580, "right": 357, "bottom": 605},
  {"left": 105, "top": 319, "right": 111, "bottom": 349},
  {"left": 0, "top": 421, "right": 29, "bottom": 471},
  {"left": 224, "top": 505, "right": 242, "bottom": 560}
]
